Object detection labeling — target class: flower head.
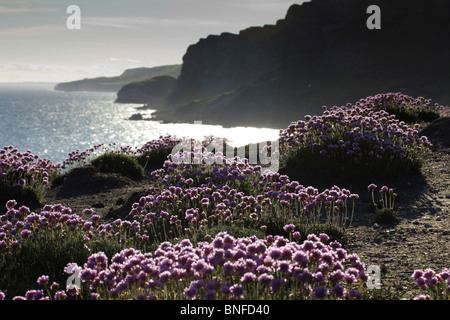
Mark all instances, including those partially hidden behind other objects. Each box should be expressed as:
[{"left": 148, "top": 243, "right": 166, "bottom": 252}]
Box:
[
  {"left": 314, "top": 286, "right": 329, "bottom": 299},
  {"left": 37, "top": 275, "right": 49, "bottom": 286},
  {"left": 283, "top": 224, "right": 295, "bottom": 234},
  {"left": 230, "top": 284, "right": 245, "bottom": 299}
]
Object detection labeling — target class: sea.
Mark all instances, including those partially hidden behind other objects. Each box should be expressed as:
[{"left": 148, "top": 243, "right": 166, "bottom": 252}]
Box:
[{"left": 0, "top": 83, "right": 280, "bottom": 165}]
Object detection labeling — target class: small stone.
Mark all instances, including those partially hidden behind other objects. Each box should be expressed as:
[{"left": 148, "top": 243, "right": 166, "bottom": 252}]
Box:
[
  {"left": 129, "top": 113, "right": 143, "bottom": 120},
  {"left": 373, "top": 223, "right": 380, "bottom": 229}
]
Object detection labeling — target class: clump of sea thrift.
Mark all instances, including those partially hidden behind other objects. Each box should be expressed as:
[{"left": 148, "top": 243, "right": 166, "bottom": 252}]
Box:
[
  {"left": 136, "top": 135, "right": 183, "bottom": 168},
  {"left": 60, "top": 136, "right": 185, "bottom": 172},
  {"left": 0, "top": 200, "right": 136, "bottom": 297},
  {"left": 279, "top": 94, "right": 433, "bottom": 180},
  {"left": 0, "top": 146, "right": 60, "bottom": 205},
  {"left": 61, "top": 143, "right": 106, "bottom": 170},
  {"left": 412, "top": 268, "right": 450, "bottom": 300},
  {"left": 357, "top": 93, "right": 444, "bottom": 123},
  {"left": 131, "top": 153, "right": 359, "bottom": 242},
  {"left": 8, "top": 276, "right": 67, "bottom": 300},
  {"left": 3, "top": 232, "right": 372, "bottom": 300},
  {"left": 368, "top": 184, "right": 399, "bottom": 223},
  {"left": 32, "top": 232, "right": 368, "bottom": 300}
]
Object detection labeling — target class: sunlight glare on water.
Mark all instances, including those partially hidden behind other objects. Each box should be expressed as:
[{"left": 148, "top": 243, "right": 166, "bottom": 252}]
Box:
[
  {"left": 157, "top": 121, "right": 280, "bottom": 147},
  {"left": 0, "top": 84, "right": 280, "bottom": 164}
]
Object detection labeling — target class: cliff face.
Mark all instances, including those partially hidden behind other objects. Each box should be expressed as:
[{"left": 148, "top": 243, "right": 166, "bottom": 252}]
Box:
[
  {"left": 155, "top": 0, "right": 450, "bottom": 128},
  {"left": 115, "top": 76, "right": 177, "bottom": 104}
]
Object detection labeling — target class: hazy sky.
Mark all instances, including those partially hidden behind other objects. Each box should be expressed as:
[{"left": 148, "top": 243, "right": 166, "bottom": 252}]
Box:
[{"left": 0, "top": 0, "right": 309, "bottom": 83}]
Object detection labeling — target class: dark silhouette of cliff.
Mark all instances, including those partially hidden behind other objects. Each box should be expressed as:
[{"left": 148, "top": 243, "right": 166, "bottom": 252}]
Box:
[
  {"left": 54, "top": 65, "right": 181, "bottom": 93},
  {"left": 151, "top": 0, "right": 450, "bottom": 128},
  {"left": 115, "top": 76, "right": 177, "bottom": 104}
]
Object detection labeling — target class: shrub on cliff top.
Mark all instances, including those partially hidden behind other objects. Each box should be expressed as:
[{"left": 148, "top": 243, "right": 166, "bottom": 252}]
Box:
[
  {"left": 91, "top": 152, "right": 144, "bottom": 181},
  {"left": 357, "top": 93, "right": 444, "bottom": 123},
  {"left": 0, "top": 146, "right": 59, "bottom": 208},
  {"left": 279, "top": 96, "right": 433, "bottom": 181}
]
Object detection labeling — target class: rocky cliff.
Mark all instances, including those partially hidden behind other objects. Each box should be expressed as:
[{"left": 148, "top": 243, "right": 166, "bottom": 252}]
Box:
[
  {"left": 153, "top": 0, "right": 450, "bottom": 128},
  {"left": 115, "top": 76, "right": 177, "bottom": 104}
]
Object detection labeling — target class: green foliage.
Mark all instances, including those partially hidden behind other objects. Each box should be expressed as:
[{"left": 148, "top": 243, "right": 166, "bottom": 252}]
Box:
[
  {"left": 0, "top": 182, "right": 44, "bottom": 209},
  {"left": 374, "top": 207, "right": 400, "bottom": 224},
  {"left": 280, "top": 128, "right": 426, "bottom": 185},
  {"left": 0, "top": 229, "right": 124, "bottom": 298},
  {"left": 137, "top": 149, "right": 171, "bottom": 170},
  {"left": 369, "top": 185, "right": 400, "bottom": 224},
  {"left": 48, "top": 171, "right": 68, "bottom": 188},
  {"left": 91, "top": 152, "right": 145, "bottom": 180},
  {"left": 386, "top": 106, "right": 440, "bottom": 123},
  {"left": 362, "top": 286, "right": 406, "bottom": 300}
]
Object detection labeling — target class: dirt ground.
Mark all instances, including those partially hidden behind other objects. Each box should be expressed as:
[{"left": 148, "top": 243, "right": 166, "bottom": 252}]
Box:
[
  {"left": 345, "top": 146, "right": 450, "bottom": 299},
  {"left": 41, "top": 118, "right": 450, "bottom": 300}
]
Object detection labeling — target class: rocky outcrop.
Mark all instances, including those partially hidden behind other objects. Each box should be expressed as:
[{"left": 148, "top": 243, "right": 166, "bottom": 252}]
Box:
[
  {"left": 116, "top": 76, "right": 177, "bottom": 104},
  {"left": 154, "top": 0, "right": 450, "bottom": 128},
  {"left": 128, "top": 113, "right": 144, "bottom": 120},
  {"left": 54, "top": 65, "right": 181, "bottom": 92}
]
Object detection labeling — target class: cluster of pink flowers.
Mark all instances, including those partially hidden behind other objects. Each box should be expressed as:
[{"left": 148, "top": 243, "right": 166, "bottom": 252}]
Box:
[
  {"left": 136, "top": 135, "right": 183, "bottom": 155},
  {"left": 357, "top": 92, "right": 446, "bottom": 118},
  {"left": 412, "top": 268, "right": 450, "bottom": 300},
  {"left": 1, "top": 231, "right": 369, "bottom": 300},
  {"left": 0, "top": 146, "right": 59, "bottom": 189},
  {"left": 280, "top": 103, "right": 431, "bottom": 164},
  {"left": 278, "top": 94, "right": 435, "bottom": 179},
  {"left": 0, "top": 200, "right": 94, "bottom": 255},
  {"left": 132, "top": 160, "right": 358, "bottom": 242},
  {"left": 61, "top": 144, "right": 105, "bottom": 170}
]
